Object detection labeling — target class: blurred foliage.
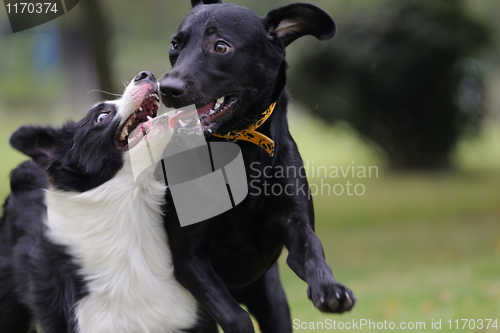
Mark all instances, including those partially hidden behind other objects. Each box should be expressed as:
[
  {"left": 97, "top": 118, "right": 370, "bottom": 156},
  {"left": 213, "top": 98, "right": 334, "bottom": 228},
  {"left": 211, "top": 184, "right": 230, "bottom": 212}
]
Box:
[
  {"left": 0, "top": 0, "right": 385, "bottom": 110},
  {"left": 63, "top": 0, "right": 114, "bottom": 98},
  {"left": 289, "top": 0, "right": 493, "bottom": 170}
]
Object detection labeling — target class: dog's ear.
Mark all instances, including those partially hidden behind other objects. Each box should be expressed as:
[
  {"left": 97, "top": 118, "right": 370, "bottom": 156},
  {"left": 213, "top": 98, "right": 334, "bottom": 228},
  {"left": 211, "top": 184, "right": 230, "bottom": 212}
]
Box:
[
  {"left": 263, "top": 3, "right": 336, "bottom": 47},
  {"left": 10, "top": 126, "right": 60, "bottom": 169},
  {"left": 191, "top": 0, "right": 223, "bottom": 7}
]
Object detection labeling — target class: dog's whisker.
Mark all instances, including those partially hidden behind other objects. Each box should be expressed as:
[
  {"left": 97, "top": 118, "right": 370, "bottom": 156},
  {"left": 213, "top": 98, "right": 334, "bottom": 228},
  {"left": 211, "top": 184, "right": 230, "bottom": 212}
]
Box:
[{"left": 86, "top": 90, "right": 123, "bottom": 97}]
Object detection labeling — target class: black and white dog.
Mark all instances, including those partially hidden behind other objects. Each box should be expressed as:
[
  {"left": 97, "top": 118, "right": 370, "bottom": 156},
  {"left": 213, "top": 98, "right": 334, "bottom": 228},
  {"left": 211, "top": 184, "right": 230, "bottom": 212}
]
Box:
[{"left": 0, "top": 72, "right": 198, "bottom": 333}]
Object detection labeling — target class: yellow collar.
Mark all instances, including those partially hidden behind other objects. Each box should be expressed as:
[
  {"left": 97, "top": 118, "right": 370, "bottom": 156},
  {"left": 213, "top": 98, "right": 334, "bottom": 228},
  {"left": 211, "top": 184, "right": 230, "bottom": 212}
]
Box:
[{"left": 213, "top": 102, "right": 277, "bottom": 157}]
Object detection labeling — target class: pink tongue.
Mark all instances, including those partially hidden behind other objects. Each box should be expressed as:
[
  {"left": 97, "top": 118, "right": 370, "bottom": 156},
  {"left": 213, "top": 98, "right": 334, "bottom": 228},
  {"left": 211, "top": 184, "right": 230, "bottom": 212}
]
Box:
[
  {"left": 168, "top": 102, "right": 214, "bottom": 129},
  {"left": 196, "top": 102, "right": 213, "bottom": 117},
  {"left": 168, "top": 109, "right": 197, "bottom": 129}
]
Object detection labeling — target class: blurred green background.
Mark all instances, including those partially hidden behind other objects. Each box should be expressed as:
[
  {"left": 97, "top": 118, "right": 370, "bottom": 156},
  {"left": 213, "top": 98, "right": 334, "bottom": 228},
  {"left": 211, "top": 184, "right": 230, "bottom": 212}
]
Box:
[{"left": 0, "top": 0, "right": 499, "bottom": 332}]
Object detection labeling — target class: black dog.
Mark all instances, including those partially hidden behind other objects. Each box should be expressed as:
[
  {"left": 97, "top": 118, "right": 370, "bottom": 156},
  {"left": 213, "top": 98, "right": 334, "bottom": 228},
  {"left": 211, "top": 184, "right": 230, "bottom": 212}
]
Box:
[{"left": 160, "top": 1, "right": 356, "bottom": 333}]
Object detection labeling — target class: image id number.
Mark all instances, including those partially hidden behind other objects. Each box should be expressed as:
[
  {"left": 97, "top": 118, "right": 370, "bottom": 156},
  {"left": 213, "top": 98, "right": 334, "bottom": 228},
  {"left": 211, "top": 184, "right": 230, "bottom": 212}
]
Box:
[{"left": 6, "top": 2, "right": 58, "bottom": 14}]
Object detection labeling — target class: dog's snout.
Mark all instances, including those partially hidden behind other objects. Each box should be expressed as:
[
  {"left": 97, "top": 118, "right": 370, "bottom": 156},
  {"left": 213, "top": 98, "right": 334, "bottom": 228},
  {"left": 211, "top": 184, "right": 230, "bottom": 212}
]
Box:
[
  {"left": 160, "top": 78, "right": 186, "bottom": 98},
  {"left": 134, "top": 71, "right": 156, "bottom": 83}
]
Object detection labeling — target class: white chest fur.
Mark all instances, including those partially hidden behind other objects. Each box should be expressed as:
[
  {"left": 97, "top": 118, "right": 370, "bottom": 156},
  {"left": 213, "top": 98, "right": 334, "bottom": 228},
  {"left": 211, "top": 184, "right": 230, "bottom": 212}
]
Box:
[{"left": 45, "top": 164, "right": 197, "bottom": 333}]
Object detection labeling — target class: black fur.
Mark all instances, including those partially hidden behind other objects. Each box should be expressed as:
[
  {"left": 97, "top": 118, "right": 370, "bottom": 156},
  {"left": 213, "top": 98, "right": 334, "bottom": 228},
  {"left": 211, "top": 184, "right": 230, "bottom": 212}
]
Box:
[
  {"left": 0, "top": 161, "right": 87, "bottom": 333},
  {"left": 10, "top": 102, "right": 122, "bottom": 192},
  {"left": 160, "top": 2, "right": 355, "bottom": 333},
  {"left": 0, "top": 101, "right": 124, "bottom": 332},
  {"left": 191, "top": 0, "right": 222, "bottom": 7}
]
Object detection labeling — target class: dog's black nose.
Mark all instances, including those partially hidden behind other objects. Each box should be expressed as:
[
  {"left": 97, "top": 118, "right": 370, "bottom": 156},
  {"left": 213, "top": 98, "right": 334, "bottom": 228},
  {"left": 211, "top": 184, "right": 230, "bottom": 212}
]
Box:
[
  {"left": 134, "top": 71, "right": 156, "bottom": 83},
  {"left": 160, "top": 78, "right": 186, "bottom": 97}
]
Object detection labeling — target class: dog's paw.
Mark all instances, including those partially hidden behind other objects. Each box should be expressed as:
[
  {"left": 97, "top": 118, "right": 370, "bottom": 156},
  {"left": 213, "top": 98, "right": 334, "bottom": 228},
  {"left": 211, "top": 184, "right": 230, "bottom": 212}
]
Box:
[{"left": 307, "top": 283, "right": 356, "bottom": 314}]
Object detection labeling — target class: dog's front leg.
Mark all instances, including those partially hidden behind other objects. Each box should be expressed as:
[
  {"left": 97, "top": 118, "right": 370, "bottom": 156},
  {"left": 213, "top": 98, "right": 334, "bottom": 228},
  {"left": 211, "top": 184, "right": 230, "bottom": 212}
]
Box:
[
  {"left": 164, "top": 213, "right": 253, "bottom": 332},
  {"left": 282, "top": 211, "right": 356, "bottom": 314},
  {"left": 173, "top": 255, "right": 255, "bottom": 333}
]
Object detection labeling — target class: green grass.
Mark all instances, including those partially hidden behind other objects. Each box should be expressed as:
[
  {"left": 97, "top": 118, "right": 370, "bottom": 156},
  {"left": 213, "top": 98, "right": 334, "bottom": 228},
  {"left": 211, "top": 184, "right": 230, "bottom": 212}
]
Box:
[
  {"left": 1, "top": 107, "right": 499, "bottom": 332},
  {"left": 269, "top": 111, "right": 500, "bottom": 332},
  {"left": 278, "top": 216, "right": 500, "bottom": 332}
]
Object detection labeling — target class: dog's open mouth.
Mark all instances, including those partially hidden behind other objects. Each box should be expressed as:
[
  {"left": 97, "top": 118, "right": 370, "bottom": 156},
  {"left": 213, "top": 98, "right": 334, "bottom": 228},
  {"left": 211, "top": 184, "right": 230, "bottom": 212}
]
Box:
[
  {"left": 168, "top": 95, "right": 238, "bottom": 134},
  {"left": 116, "top": 91, "right": 160, "bottom": 151}
]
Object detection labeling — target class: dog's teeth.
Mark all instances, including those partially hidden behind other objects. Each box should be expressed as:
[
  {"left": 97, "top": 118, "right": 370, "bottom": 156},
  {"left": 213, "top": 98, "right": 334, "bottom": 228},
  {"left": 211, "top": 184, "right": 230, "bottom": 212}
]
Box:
[
  {"left": 208, "top": 129, "right": 212, "bottom": 134},
  {"left": 196, "top": 119, "right": 201, "bottom": 125},
  {"left": 214, "top": 103, "right": 221, "bottom": 110},
  {"left": 179, "top": 120, "right": 188, "bottom": 128},
  {"left": 154, "top": 101, "right": 161, "bottom": 107},
  {"left": 217, "top": 97, "right": 224, "bottom": 104},
  {"left": 147, "top": 116, "right": 153, "bottom": 121},
  {"left": 209, "top": 109, "right": 216, "bottom": 116},
  {"left": 139, "top": 107, "right": 143, "bottom": 111}
]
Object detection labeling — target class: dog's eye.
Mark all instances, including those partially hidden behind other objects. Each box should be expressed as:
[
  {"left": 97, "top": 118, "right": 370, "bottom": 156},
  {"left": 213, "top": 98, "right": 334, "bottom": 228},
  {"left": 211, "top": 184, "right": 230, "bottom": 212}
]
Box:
[
  {"left": 171, "top": 40, "right": 180, "bottom": 50},
  {"left": 214, "top": 42, "right": 229, "bottom": 53},
  {"left": 96, "top": 113, "right": 109, "bottom": 123}
]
